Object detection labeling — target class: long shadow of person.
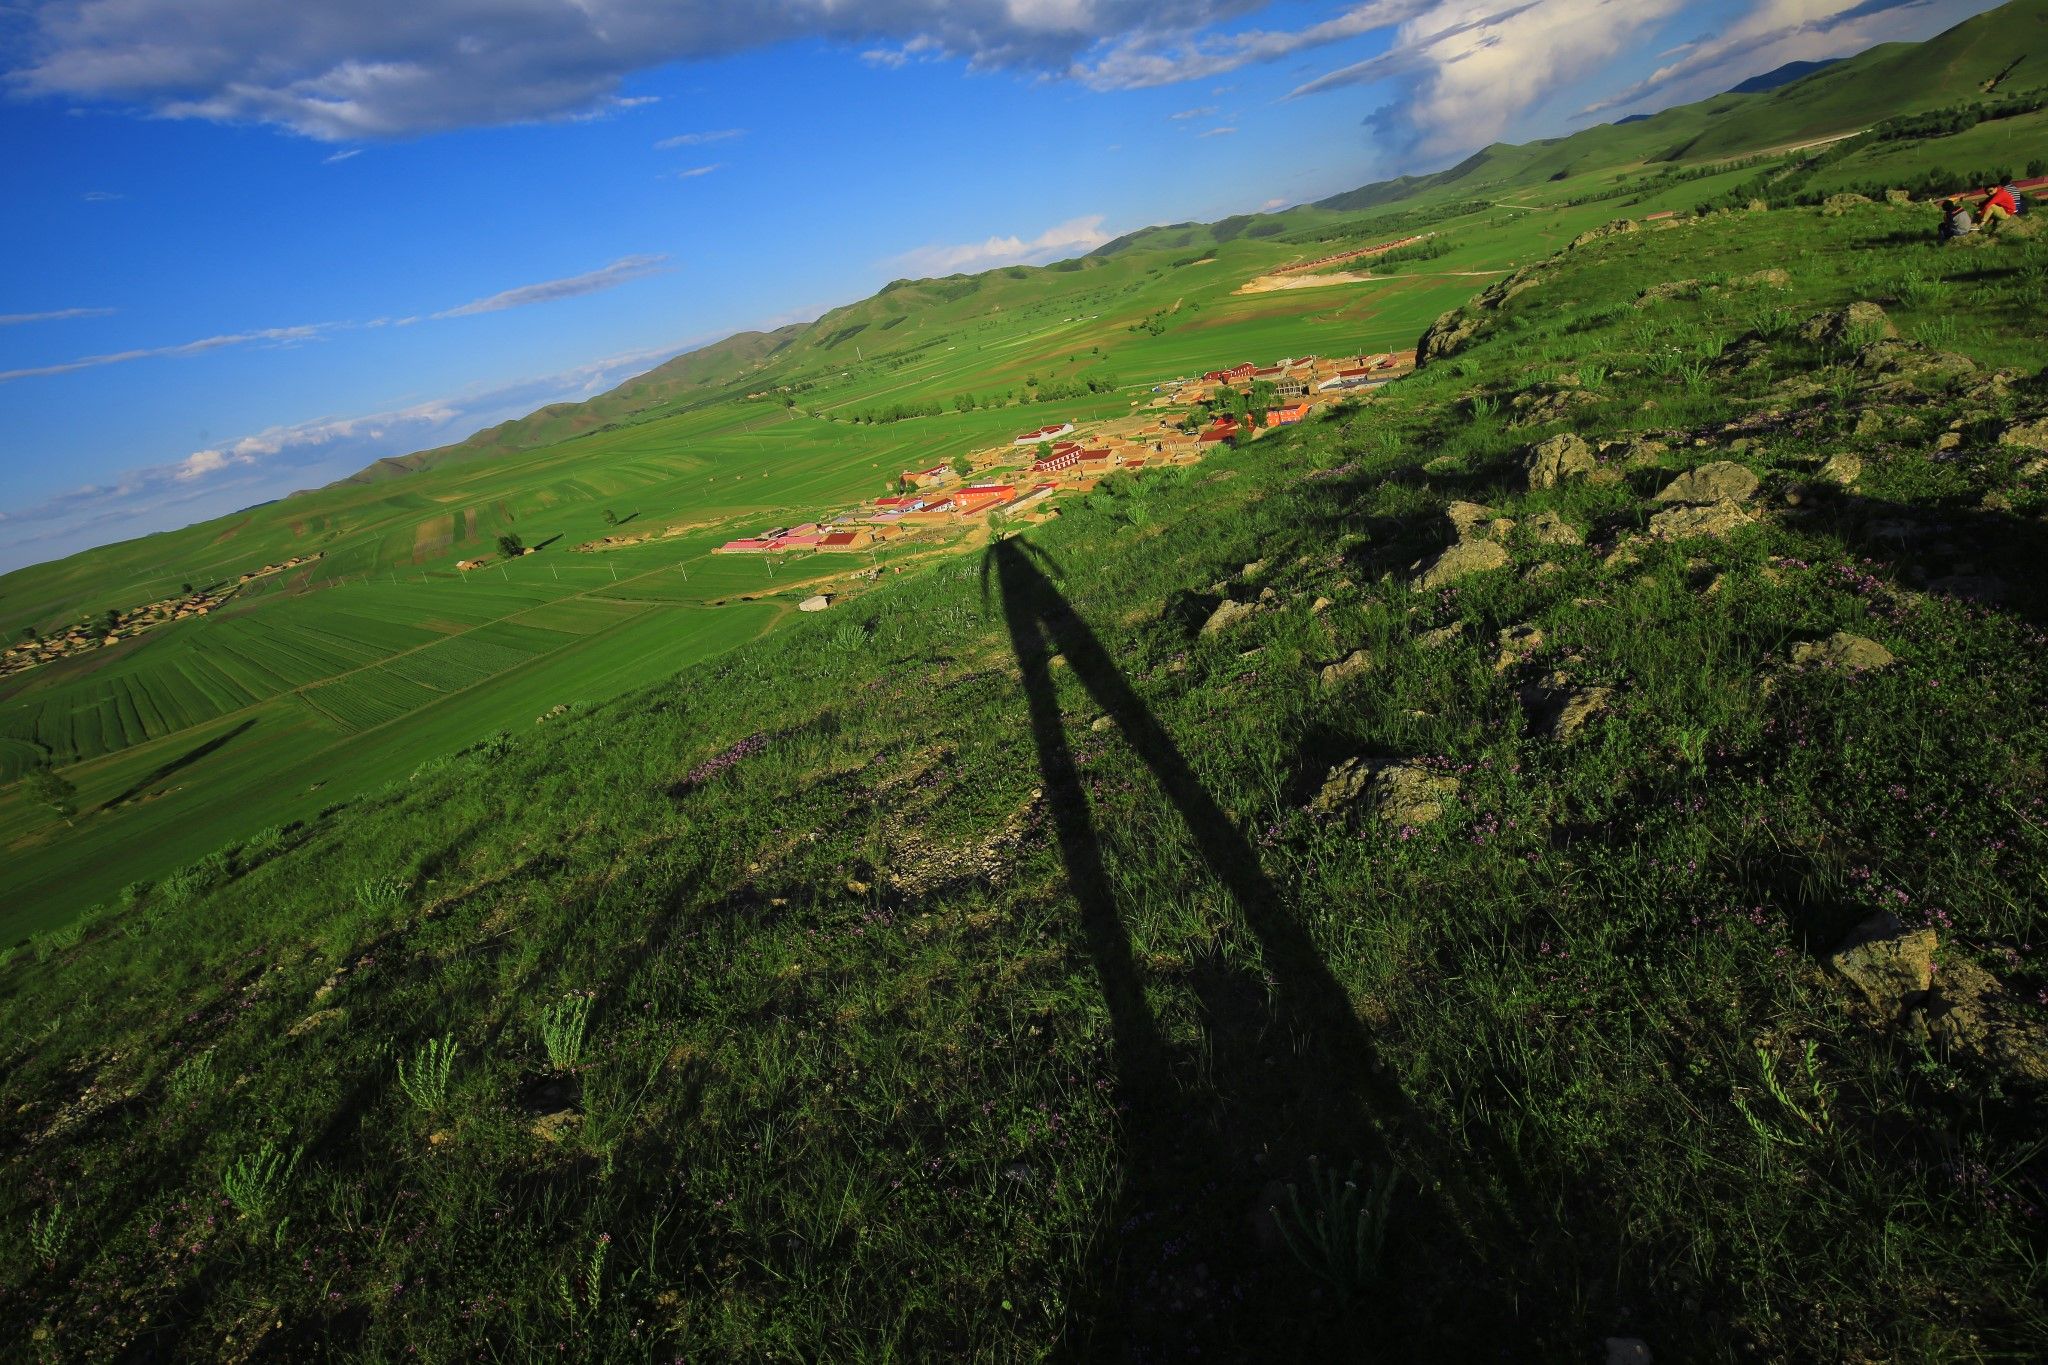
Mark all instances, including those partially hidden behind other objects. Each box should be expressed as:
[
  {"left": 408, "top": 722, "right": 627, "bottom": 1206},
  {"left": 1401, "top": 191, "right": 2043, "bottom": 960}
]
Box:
[{"left": 982, "top": 536, "right": 1504, "bottom": 1359}]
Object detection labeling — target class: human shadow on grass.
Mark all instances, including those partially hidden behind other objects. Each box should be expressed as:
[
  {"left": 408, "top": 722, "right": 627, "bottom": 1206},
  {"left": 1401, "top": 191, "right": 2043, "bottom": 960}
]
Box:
[
  {"left": 982, "top": 536, "right": 1523, "bottom": 1358},
  {"left": 97, "top": 718, "right": 257, "bottom": 812}
]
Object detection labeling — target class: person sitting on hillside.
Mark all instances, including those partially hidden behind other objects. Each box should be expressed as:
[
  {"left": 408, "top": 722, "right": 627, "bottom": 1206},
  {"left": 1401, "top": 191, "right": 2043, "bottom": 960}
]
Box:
[
  {"left": 1940, "top": 197, "right": 1976, "bottom": 241},
  {"left": 1980, "top": 184, "right": 2018, "bottom": 225},
  {"left": 2001, "top": 181, "right": 2030, "bottom": 216}
]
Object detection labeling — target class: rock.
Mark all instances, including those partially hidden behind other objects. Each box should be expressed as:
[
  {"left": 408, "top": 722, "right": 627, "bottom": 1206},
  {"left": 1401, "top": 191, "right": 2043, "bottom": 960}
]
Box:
[
  {"left": 531, "top": 1110, "right": 583, "bottom": 1144},
  {"left": 1821, "top": 192, "right": 1873, "bottom": 216},
  {"left": 1884, "top": 188, "right": 1913, "bottom": 205},
  {"left": 1493, "top": 623, "right": 1543, "bottom": 673},
  {"left": 798, "top": 594, "right": 832, "bottom": 612},
  {"left": 1418, "top": 623, "right": 1465, "bottom": 650},
  {"left": 1817, "top": 452, "right": 1862, "bottom": 486},
  {"left": 1200, "top": 598, "right": 1258, "bottom": 636},
  {"left": 1735, "top": 267, "right": 1790, "bottom": 288},
  {"left": 1647, "top": 501, "right": 1754, "bottom": 542},
  {"left": 1524, "top": 680, "right": 1613, "bottom": 741},
  {"left": 1310, "top": 596, "right": 1333, "bottom": 614},
  {"left": 1240, "top": 559, "right": 1268, "bottom": 579},
  {"left": 1320, "top": 649, "right": 1373, "bottom": 689},
  {"left": 1791, "top": 630, "right": 1895, "bottom": 672},
  {"left": 1797, "top": 302, "right": 1897, "bottom": 347},
  {"left": 1511, "top": 387, "right": 1595, "bottom": 426},
  {"left": 1634, "top": 279, "right": 1701, "bottom": 307},
  {"left": 1372, "top": 764, "right": 1460, "bottom": 827},
  {"left": 1417, "top": 307, "right": 1484, "bottom": 366},
  {"left": 1997, "top": 418, "right": 2048, "bottom": 452},
  {"left": 1523, "top": 561, "right": 1565, "bottom": 584},
  {"left": 1090, "top": 716, "right": 1114, "bottom": 733},
  {"left": 1654, "top": 460, "right": 1759, "bottom": 505},
  {"left": 1445, "top": 501, "right": 1499, "bottom": 541},
  {"left": 1524, "top": 510, "right": 1582, "bottom": 546},
  {"left": 288, "top": 1008, "right": 346, "bottom": 1038},
  {"left": 1606, "top": 1340, "right": 1653, "bottom": 1365},
  {"left": 1422, "top": 455, "right": 1463, "bottom": 476},
  {"left": 1923, "top": 957, "right": 2048, "bottom": 1085},
  {"left": 1830, "top": 913, "right": 1936, "bottom": 1016},
  {"left": 1410, "top": 538, "right": 1511, "bottom": 590},
  {"left": 1258, "top": 586, "right": 1279, "bottom": 604},
  {"left": 1310, "top": 757, "right": 1376, "bottom": 816},
  {"left": 1569, "top": 218, "right": 1639, "bottom": 249},
  {"left": 1855, "top": 338, "right": 1976, "bottom": 386},
  {"left": 1524, "top": 432, "right": 1596, "bottom": 490}
]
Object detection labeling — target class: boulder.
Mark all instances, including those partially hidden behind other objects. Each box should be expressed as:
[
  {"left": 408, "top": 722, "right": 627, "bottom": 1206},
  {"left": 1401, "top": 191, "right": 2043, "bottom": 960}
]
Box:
[
  {"left": 1445, "top": 501, "right": 1499, "bottom": 541},
  {"left": 1817, "top": 452, "right": 1862, "bottom": 486},
  {"left": 1653, "top": 461, "right": 1759, "bottom": 505},
  {"left": 1997, "top": 417, "right": 2048, "bottom": 452},
  {"left": 1373, "top": 764, "right": 1460, "bottom": 826},
  {"left": 1883, "top": 188, "right": 1913, "bottom": 205},
  {"left": 1524, "top": 510, "right": 1583, "bottom": 546},
  {"left": 1524, "top": 679, "right": 1614, "bottom": 741},
  {"left": 1797, "top": 302, "right": 1897, "bottom": 347},
  {"left": 1320, "top": 649, "right": 1373, "bottom": 690},
  {"left": 1855, "top": 338, "right": 1977, "bottom": 386},
  {"left": 1493, "top": 623, "right": 1543, "bottom": 673},
  {"left": 1417, "top": 308, "right": 1483, "bottom": 366},
  {"left": 1925, "top": 957, "right": 2048, "bottom": 1086},
  {"left": 1791, "top": 630, "right": 1894, "bottom": 672},
  {"left": 1735, "top": 267, "right": 1790, "bottom": 288},
  {"left": 1634, "top": 279, "right": 1702, "bottom": 307},
  {"left": 1829, "top": 913, "right": 1936, "bottom": 1016},
  {"left": 1820, "top": 193, "right": 1873, "bottom": 216},
  {"left": 1417, "top": 623, "right": 1466, "bottom": 651},
  {"left": 1410, "top": 538, "right": 1511, "bottom": 590},
  {"left": 1201, "top": 598, "right": 1258, "bottom": 636},
  {"left": 1646, "top": 501, "right": 1754, "bottom": 542},
  {"left": 1309, "top": 757, "right": 1376, "bottom": 816},
  {"left": 1569, "top": 219, "right": 1639, "bottom": 250},
  {"left": 1524, "top": 432, "right": 1596, "bottom": 490}
]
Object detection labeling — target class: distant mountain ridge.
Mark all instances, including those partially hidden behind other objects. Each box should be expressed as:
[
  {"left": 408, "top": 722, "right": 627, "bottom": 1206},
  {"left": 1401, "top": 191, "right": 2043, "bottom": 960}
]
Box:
[{"left": 1728, "top": 58, "right": 1846, "bottom": 95}]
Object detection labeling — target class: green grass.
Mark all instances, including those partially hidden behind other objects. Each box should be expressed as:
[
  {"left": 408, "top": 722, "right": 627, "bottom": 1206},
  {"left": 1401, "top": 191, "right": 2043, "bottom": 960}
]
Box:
[{"left": 3, "top": 188, "right": 2046, "bottom": 1359}]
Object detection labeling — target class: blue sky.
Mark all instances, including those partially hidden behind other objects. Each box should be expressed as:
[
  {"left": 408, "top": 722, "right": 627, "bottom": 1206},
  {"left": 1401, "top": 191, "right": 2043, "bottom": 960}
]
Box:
[{"left": 0, "top": 0, "right": 2002, "bottom": 573}]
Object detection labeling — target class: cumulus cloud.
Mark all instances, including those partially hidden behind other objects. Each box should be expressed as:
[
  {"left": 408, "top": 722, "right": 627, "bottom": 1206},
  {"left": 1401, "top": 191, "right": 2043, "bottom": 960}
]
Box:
[
  {"left": 654, "top": 127, "right": 745, "bottom": 148},
  {"left": 0, "top": 323, "right": 334, "bottom": 383},
  {"left": 890, "top": 215, "right": 1115, "bottom": 277},
  {"left": 5, "top": 1, "right": 1279, "bottom": 140},
  {"left": 431, "top": 254, "right": 670, "bottom": 319},
  {"left": 1585, "top": 1, "right": 1984, "bottom": 118},
  {"left": 0, "top": 306, "right": 115, "bottom": 327}
]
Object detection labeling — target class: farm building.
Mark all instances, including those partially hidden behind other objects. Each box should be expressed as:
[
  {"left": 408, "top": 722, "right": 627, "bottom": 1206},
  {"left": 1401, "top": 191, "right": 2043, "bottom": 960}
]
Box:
[
  {"left": 1013, "top": 422, "right": 1076, "bottom": 446},
  {"left": 1030, "top": 447, "right": 1083, "bottom": 475},
  {"left": 1198, "top": 421, "right": 1239, "bottom": 444},
  {"left": 815, "top": 529, "right": 875, "bottom": 551},
  {"left": 1269, "top": 402, "right": 1311, "bottom": 426},
  {"left": 955, "top": 484, "right": 1020, "bottom": 516},
  {"left": 901, "top": 464, "right": 952, "bottom": 490},
  {"left": 1202, "top": 363, "right": 1255, "bottom": 384}
]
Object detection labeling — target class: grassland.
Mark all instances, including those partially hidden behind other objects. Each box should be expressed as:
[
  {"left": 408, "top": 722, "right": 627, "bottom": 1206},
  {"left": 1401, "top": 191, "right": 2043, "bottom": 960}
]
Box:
[{"left": 5, "top": 172, "right": 2048, "bottom": 1359}]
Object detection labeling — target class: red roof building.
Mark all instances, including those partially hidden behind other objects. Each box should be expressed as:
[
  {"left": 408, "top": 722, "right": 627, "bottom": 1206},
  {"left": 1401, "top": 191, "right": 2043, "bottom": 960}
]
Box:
[
  {"left": 1270, "top": 401, "right": 1310, "bottom": 425},
  {"left": 1013, "top": 422, "right": 1076, "bottom": 446},
  {"left": 1030, "top": 447, "right": 1082, "bottom": 475}
]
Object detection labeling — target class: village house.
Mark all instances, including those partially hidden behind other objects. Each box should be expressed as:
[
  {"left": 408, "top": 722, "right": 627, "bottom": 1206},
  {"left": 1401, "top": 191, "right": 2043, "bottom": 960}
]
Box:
[
  {"left": 1013, "top": 422, "right": 1075, "bottom": 446},
  {"left": 900, "top": 464, "right": 952, "bottom": 490},
  {"left": 1269, "top": 401, "right": 1311, "bottom": 426},
  {"left": 1030, "top": 446, "right": 1083, "bottom": 475}
]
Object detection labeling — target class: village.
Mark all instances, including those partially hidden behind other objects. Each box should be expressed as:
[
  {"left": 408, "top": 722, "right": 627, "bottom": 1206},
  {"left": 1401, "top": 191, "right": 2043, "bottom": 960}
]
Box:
[
  {"left": 714, "top": 347, "right": 1415, "bottom": 557},
  {"left": 0, "top": 553, "right": 323, "bottom": 680}
]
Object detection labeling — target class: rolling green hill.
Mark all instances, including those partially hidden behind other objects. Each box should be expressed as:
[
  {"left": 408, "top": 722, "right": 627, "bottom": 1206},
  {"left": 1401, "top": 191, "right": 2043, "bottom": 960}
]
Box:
[{"left": 5, "top": 0, "right": 2047, "bottom": 940}]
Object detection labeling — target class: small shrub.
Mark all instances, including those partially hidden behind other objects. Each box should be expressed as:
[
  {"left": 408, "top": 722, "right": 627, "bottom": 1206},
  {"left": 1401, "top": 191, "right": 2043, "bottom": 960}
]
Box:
[
  {"left": 221, "top": 1141, "right": 302, "bottom": 1221},
  {"left": 355, "top": 878, "right": 407, "bottom": 914},
  {"left": 538, "top": 995, "right": 594, "bottom": 1072},
  {"left": 1271, "top": 1159, "right": 1396, "bottom": 1302},
  {"left": 29, "top": 1203, "right": 70, "bottom": 1268},
  {"left": 396, "top": 1034, "right": 460, "bottom": 1111}
]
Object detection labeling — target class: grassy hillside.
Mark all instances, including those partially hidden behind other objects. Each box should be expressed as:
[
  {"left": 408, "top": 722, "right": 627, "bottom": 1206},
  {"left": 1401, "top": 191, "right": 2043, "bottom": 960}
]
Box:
[
  {"left": 4, "top": 184, "right": 2048, "bottom": 1358},
  {"left": 6, "top": 0, "right": 2048, "bottom": 940}
]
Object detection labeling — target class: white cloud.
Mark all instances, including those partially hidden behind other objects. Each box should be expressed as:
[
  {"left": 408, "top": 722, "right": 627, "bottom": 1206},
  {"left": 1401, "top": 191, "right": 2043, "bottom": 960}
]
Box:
[
  {"left": 431, "top": 254, "right": 670, "bottom": 319},
  {"left": 4, "top": 1, "right": 1279, "bottom": 140},
  {"left": 668, "top": 163, "right": 722, "bottom": 179},
  {"left": 889, "top": 214, "right": 1114, "bottom": 276},
  {"left": 1585, "top": 1, "right": 1983, "bottom": 118},
  {"left": 0, "top": 323, "right": 335, "bottom": 383},
  {"left": 1198, "top": 124, "right": 1238, "bottom": 136},
  {"left": 1170, "top": 104, "right": 1218, "bottom": 118},
  {"left": 654, "top": 127, "right": 745, "bottom": 148},
  {"left": 1073, "top": 1, "right": 1434, "bottom": 90},
  {"left": 0, "top": 306, "right": 115, "bottom": 327},
  {"left": 324, "top": 147, "right": 361, "bottom": 162}
]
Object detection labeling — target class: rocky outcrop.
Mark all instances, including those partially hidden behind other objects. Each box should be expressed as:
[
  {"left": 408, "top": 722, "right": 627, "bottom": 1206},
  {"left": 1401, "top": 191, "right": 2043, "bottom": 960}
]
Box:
[
  {"left": 1524, "top": 510, "right": 1583, "bottom": 546},
  {"left": 1653, "top": 461, "right": 1759, "bottom": 505},
  {"left": 1647, "top": 501, "right": 1754, "bottom": 542},
  {"left": 1569, "top": 219, "right": 1639, "bottom": 250},
  {"left": 1790, "top": 630, "right": 1895, "bottom": 672},
  {"left": 1523, "top": 433, "right": 1596, "bottom": 490},
  {"left": 1410, "top": 539, "right": 1511, "bottom": 590},
  {"left": 1200, "top": 598, "right": 1258, "bottom": 636},
  {"left": 1796, "top": 302, "right": 1897, "bottom": 347},
  {"left": 1319, "top": 649, "right": 1373, "bottom": 689}
]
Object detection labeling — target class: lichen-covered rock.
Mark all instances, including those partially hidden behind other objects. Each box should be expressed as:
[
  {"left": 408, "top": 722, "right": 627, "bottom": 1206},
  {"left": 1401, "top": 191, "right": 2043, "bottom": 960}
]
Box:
[
  {"left": 1797, "top": 301, "right": 1897, "bottom": 347},
  {"left": 1569, "top": 218, "right": 1639, "bottom": 249},
  {"left": 1735, "top": 266, "right": 1791, "bottom": 288},
  {"left": 1200, "top": 598, "right": 1258, "bottom": 636},
  {"left": 1821, "top": 193, "right": 1873, "bottom": 216},
  {"left": 1791, "top": 630, "right": 1895, "bottom": 672},
  {"left": 1635, "top": 279, "right": 1702, "bottom": 307},
  {"left": 1654, "top": 461, "right": 1760, "bottom": 505},
  {"left": 1417, "top": 307, "right": 1483, "bottom": 366},
  {"left": 1997, "top": 417, "right": 2048, "bottom": 452},
  {"left": 1372, "top": 764, "right": 1460, "bottom": 826},
  {"left": 1855, "top": 338, "right": 1977, "bottom": 386},
  {"left": 1444, "top": 501, "right": 1499, "bottom": 541},
  {"left": 1524, "top": 510, "right": 1583, "bottom": 546},
  {"left": 1524, "top": 432, "right": 1596, "bottom": 490},
  {"left": 1410, "top": 538, "right": 1511, "bottom": 590},
  {"left": 1309, "top": 757, "right": 1375, "bottom": 816},
  {"left": 1319, "top": 649, "right": 1373, "bottom": 689},
  {"left": 1417, "top": 623, "right": 1466, "bottom": 650},
  {"left": 1884, "top": 188, "right": 1913, "bottom": 205},
  {"left": 1817, "top": 452, "right": 1863, "bottom": 486},
  {"left": 1647, "top": 500, "right": 1754, "bottom": 541},
  {"left": 1830, "top": 913, "right": 1936, "bottom": 1016},
  {"left": 1926, "top": 957, "right": 2048, "bottom": 1086}
]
